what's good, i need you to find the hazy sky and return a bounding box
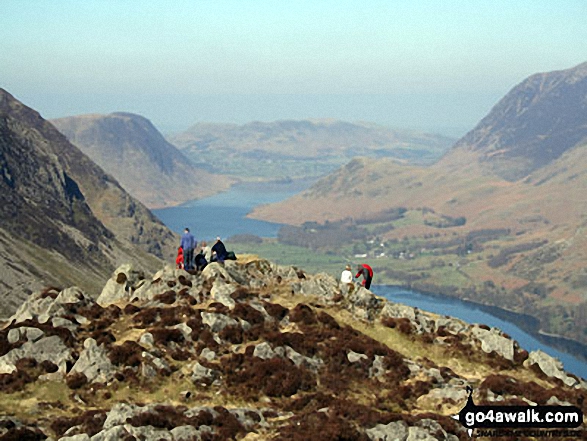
[2,1,586,135]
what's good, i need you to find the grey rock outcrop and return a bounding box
[292,273,340,303]
[366,421,409,441]
[7,327,44,344]
[191,362,219,385]
[0,335,72,374]
[471,326,514,361]
[524,350,578,387]
[201,312,238,333]
[70,338,115,383]
[210,279,236,309]
[10,286,91,326]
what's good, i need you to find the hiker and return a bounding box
[194,251,208,271]
[340,264,353,284]
[200,240,212,262]
[175,247,185,270]
[180,227,196,270]
[355,263,373,289]
[211,236,228,264]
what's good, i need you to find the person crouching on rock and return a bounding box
[175,247,185,270]
[355,263,373,289]
[211,236,228,264]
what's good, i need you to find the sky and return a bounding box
[1,0,586,136]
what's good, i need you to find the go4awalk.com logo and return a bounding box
[453,387,584,438]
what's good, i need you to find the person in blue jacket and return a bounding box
[180,228,196,270]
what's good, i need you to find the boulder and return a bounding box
[96,265,138,306]
[200,348,216,361]
[380,302,435,334]
[191,362,219,385]
[230,408,267,430]
[271,263,299,279]
[524,350,578,387]
[284,346,322,372]
[253,342,278,360]
[71,338,115,383]
[202,263,235,283]
[346,286,382,320]
[0,335,72,374]
[10,286,91,326]
[139,332,154,347]
[170,425,205,441]
[366,421,408,441]
[434,317,468,335]
[59,434,91,441]
[210,279,236,309]
[471,326,514,361]
[291,273,340,302]
[127,266,191,304]
[102,403,138,430]
[7,327,44,344]
[412,419,459,441]
[347,350,368,363]
[124,425,173,441]
[90,425,133,441]
[201,312,238,333]
[59,433,91,441]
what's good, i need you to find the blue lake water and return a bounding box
[374,286,586,379]
[153,182,586,379]
[153,179,313,241]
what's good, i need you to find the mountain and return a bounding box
[51,113,234,209]
[450,61,587,181]
[0,258,584,438]
[170,119,455,180]
[0,89,177,315]
[249,62,587,345]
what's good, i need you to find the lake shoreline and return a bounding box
[379,283,587,364]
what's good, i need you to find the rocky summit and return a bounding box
[0,256,585,440]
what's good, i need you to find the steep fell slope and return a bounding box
[450,61,587,180]
[52,113,233,208]
[0,89,177,315]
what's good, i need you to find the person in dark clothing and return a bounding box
[355,264,373,289]
[211,237,228,263]
[180,228,196,270]
[194,252,208,271]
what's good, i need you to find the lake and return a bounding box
[153,182,586,379]
[374,286,585,378]
[153,179,313,241]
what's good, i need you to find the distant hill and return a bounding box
[170,119,455,179]
[51,113,233,208]
[249,62,587,345]
[0,89,177,315]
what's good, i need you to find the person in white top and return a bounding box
[340,264,353,284]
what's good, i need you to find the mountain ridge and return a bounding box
[170,119,456,180]
[0,89,177,317]
[51,113,234,209]
[0,257,584,439]
[445,60,587,180]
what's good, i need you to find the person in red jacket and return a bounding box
[175,247,185,270]
[355,264,373,289]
